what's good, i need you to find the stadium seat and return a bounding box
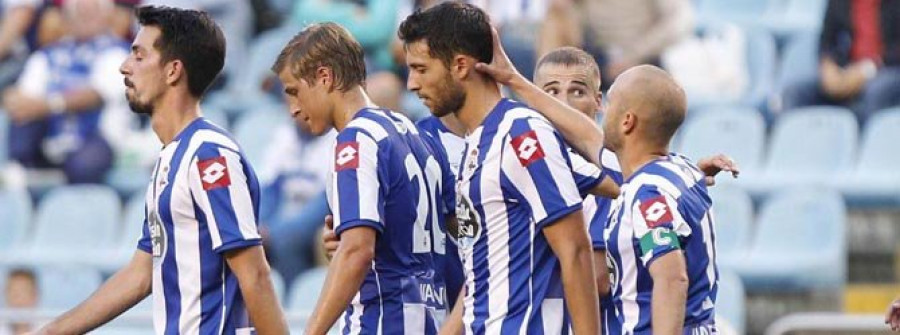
[0,189,32,252]
[288,267,328,312]
[746,106,857,195]
[763,0,827,38]
[731,188,846,291]
[13,185,121,267]
[207,25,297,119]
[708,185,754,268]
[837,108,900,205]
[741,28,777,112]
[233,105,291,170]
[716,270,746,335]
[775,32,819,108]
[271,269,286,304]
[105,164,152,199]
[37,266,103,310]
[677,107,766,182]
[0,111,7,163]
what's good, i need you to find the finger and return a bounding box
[705,176,716,187]
[324,214,334,230]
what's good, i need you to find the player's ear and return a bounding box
[315,66,334,92]
[622,112,637,135]
[451,54,471,80]
[164,59,183,87]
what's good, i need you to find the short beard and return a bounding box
[127,97,154,115]
[431,75,466,118]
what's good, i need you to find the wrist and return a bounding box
[47,93,66,115]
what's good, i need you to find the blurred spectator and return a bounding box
[1,0,128,183]
[0,0,40,89]
[3,268,38,335]
[143,0,254,90]
[545,0,694,88]
[290,0,402,111]
[781,0,900,122]
[470,0,551,81]
[258,120,334,285]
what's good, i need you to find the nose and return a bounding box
[406,74,420,92]
[119,58,130,76]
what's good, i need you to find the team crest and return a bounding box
[148,211,167,261]
[455,192,482,249]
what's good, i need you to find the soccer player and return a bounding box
[479,31,721,334]
[35,6,288,335]
[532,47,737,335]
[272,22,448,334]
[399,3,603,334]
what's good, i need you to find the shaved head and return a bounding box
[602,65,687,152]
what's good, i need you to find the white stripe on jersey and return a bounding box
[614,192,640,331]
[221,148,258,240]
[150,148,171,334]
[349,117,390,141]
[480,109,514,334]
[403,303,427,334]
[540,299,565,335]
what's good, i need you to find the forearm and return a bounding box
[559,244,600,334]
[306,248,372,334]
[439,291,465,335]
[60,89,104,113]
[589,176,620,198]
[593,250,610,298]
[651,276,688,335]
[507,75,604,165]
[237,265,288,335]
[42,254,151,334]
[0,6,35,58]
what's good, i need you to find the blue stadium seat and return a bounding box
[746,107,857,195]
[102,193,149,270]
[288,267,328,312]
[37,266,103,310]
[731,188,846,291]
[708,185,753,268]
[696,0,777,27]
[837,108,900,205]
[677,107,766,183]
[0,189,32,252]
[763,0,828,38]
[207,25,297,119]
[105,164,152,199]
[271,269,286,304]
[0,111,8,163]
[15,185,121,266]
[776,32,819,106]
[233,105,291,170]
[742,28,777,112]
[716,270,746,335]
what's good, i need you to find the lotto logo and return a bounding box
[335,142,360,171]
[511,130,545,166]
[640,196,674,227]
[197,156,231,191]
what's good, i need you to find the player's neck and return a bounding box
[619,143,669,179]
[150,91,201,145]
[455,80,502,133]
[332,86,378,132]
[439,114,466,137]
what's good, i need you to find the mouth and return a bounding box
[123,79,134,89]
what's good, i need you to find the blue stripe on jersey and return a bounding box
[507,118,577,229]
[466,132,492,335]
[333,129,382,235]
[159,132,191,335]
[194,202,223,335]
[496,172,532,334]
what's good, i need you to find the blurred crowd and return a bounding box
[0,0,898,333]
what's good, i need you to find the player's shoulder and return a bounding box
[342,108,412,143]
[184,118,242,157]
[415,116,443,136]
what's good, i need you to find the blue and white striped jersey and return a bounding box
[455,99,584,334]
[417,115,603,313]
[416,117,465,310]
[604,153,718,334]
[327,108,447,334]
[586,148,624,335]
[138,117,262,334]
